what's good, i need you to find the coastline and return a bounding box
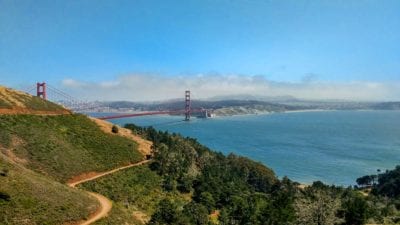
[283,109,335,114]
[83,108,399,119]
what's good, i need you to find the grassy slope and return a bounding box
[0,86,67,112]
[0,86,149,224]
[81,165,189,224]
[0,155,98,225]
[0,114,143,182]
[92,204,143,225]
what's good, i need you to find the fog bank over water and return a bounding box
[62,74,400,102]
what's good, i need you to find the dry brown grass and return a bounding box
[0,86,70,115]
[0,86,30,107]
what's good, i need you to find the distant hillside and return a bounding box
[206,94,299,102]
[0,86,70,114]
[371,102,400,110]
[99,99,306,116]
[95,98,400,116]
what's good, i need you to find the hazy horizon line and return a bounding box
[56,74,400,102]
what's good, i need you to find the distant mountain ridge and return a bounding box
[91,98,400,116]
[205,94,300,102]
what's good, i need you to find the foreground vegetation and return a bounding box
[78,123,400,225]
[0,114,143,182]
[81,165,187,216]
[1,87,400,225]
[0,155,98,225]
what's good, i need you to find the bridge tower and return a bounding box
[36,82,47,100]
[185,90,191,121]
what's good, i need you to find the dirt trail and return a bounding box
[78,192,112,225]
[66,119,153,225]
[67,160,151,187]
[67,160,151,225]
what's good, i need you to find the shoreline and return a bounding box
[283,109,335,114]
[82,108,400,119]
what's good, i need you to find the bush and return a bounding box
[0,192,10,201]
[162,176,176,191]
[177,176,193,193]
[149,199,180,225]
[0,169,8,177]
[343,195,368,225]
[111,125,119,133]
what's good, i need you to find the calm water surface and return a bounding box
[97,111,400,186]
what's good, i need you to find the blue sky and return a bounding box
[0,0,399,100]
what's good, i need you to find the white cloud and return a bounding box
[62,78,85,88]
[60,74,400,102]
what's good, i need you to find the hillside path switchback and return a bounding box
[67,160,151,225]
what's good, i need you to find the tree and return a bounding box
[343,195,368,225]
[182,202,209,225]
[356,175,372,188]
[295,189,342,225]
[197,192,216,212]
[162,175,176,191]
[374,166,400,198]
[177,175,193,193]
[370,175,378,186]
[265,191,296,225]
[149,199,180,225]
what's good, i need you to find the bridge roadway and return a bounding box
[97,109,205,120]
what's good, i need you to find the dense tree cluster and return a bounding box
[355,166,400,223]
[126,124,400,225]
[373,166,400,198]
[356,175,377,188]
[125,124,295,224]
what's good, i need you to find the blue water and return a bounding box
[95,111,400,186]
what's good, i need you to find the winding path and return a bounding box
[76,192,112,225]
[65,117,155,225]
[67,160,151,225]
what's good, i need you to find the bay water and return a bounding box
[97,110,400,186]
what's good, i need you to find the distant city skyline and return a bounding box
[0,0,399,101]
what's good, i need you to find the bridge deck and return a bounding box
[97,109,205,120]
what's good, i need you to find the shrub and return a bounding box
[0,169,8,177]
[111,125,119,133]
[0,192,10,201]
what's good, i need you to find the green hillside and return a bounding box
[0,154,98,225]
[0,85,147,224]
[0,114,143,182]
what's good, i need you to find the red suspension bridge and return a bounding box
[26,82,209,121]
